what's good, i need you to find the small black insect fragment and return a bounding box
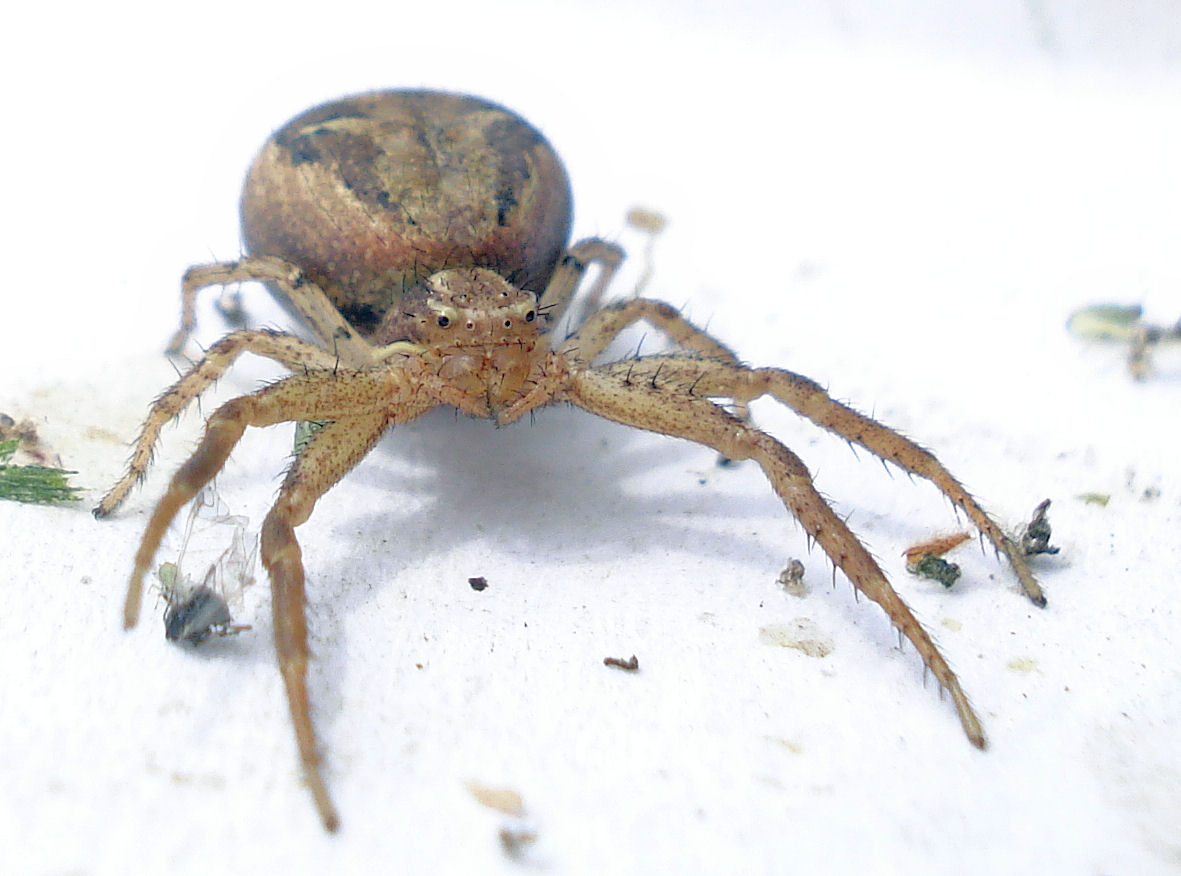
[165,584,235,644]
[1018,499,1060,557]
[468,576,489,591]
[155,488,256,645]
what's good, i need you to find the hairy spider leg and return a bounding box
[567,359,987,747]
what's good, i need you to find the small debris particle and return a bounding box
[1077,492,1110,507]
[940,618,963,632]
[765,736,804,754]
[604,654,640,671]
[910,554,961,589]
[0,433,81,506]
[163,581,249,644]
[1066,303,1144,341]
[904,532,970,588]
[903,532,971,566]
[625,206,668,234]
[1007,657,1037,673]
[1017,499,1060,556]
[468,576,488,591]
[0,414,62,467]
[499,825,538,858]
[777,559,807,597]
[758,619,833,658]
[466,781,536,859]
[466,781,525,817]
[156,486,255,645]
[1065,302,1181,380]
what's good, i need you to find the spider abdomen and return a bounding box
[241,90,573,338]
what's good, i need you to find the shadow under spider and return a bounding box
[317,405,793,596]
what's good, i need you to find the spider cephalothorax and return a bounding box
[403,268,550,414]
[97,89,1045,832]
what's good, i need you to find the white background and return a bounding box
[2,1,1180,873]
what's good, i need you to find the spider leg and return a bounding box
[567,361,987,749]
[121,368,424,627]
[94,330,343,518]
[168,256,374,364]
[674,357,1045,606]
[536,238,624,333]
[560,298,752,434]
[262,412,395,832]
[120,365,432,830]
[559,298,740,367]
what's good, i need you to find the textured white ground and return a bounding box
[3,2,1180,874]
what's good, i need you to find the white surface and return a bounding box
[3,2,1180,873]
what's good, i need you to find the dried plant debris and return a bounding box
[1067,303,1181,380]
[904,532,971,589]
[157,487,256,644]
[759,619,833,658]
[466,781,537,859]
[0,416,81,505]
[603,654,640,671]
[1016,499,1059,557]
[0,413,62,466]
[466,781,525,817]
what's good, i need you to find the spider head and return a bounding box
[412,268,540,348]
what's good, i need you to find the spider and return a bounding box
[96,89,1046,832]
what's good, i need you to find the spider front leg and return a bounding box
[121,367,432,830]
[94,329,342,517]
[262,412,396,832]
[121,367,427,624]
[567,362,987,747]
[557,297,752,429]
[677,359,1045,606]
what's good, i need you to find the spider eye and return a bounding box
[503,319,513,328]
[436,315,450,327]
[525,310,536,322]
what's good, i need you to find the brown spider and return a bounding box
[96,89,1046,832]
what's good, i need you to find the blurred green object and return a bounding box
[910,553,962,589]
[1067,302,1181,380]
[0,438,81,505]
[1065,303,1144,341]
